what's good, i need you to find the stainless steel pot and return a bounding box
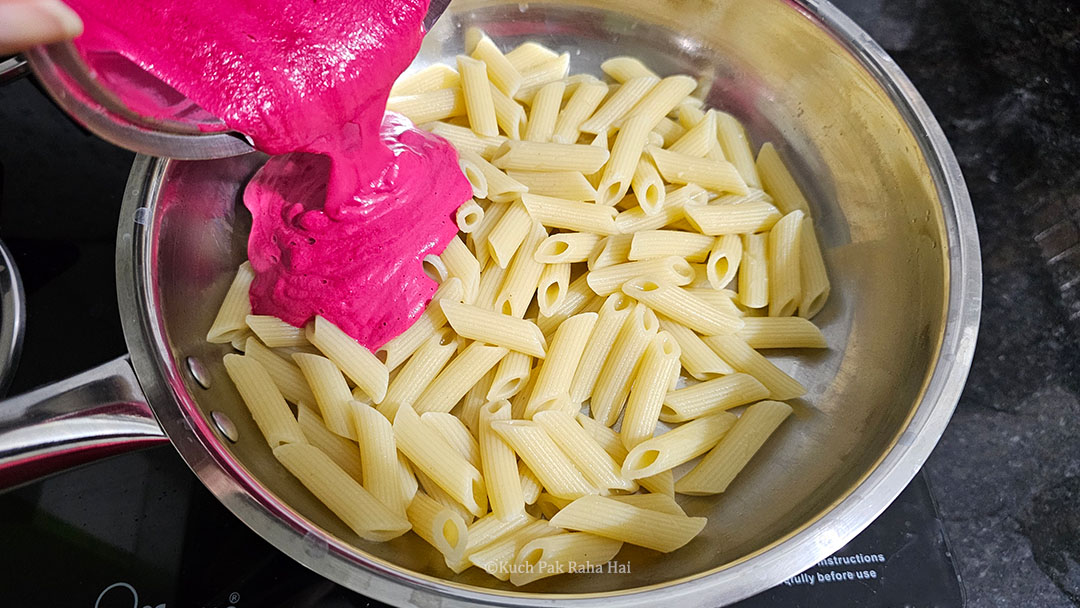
[0,0,981,605]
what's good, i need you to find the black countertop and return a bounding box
[1,1,1078,607]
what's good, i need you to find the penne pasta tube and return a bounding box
[620,331,682,449]
[520,192,618,235]
[488,350,534,400]
[495,221,549,318]
[655,317,736,380]
[534,410,636,492]
[457,55,499,136]
[621,278,744,335]
[491,140,610,173]
[245,315,307,348]
[274,443,410,542]
[607,492,685,515]
[352,401,408,516]
[737,316,827,349]
[524,80,565,142]
[307,316,389,404]
[536,262,571,317]
[678,101,706,128]
[548,495,705,552]
[462,149,529,204]
[507,170,597,201]
[597,113,654,205]
[390,63,460,96]
[461,367,496,435]
[715,112,761,188]
[469,201,508,267]
[422,255,450,283]
[707,233,742,289]
[618,74,697,128]
[579,75,658,134]
[407,491,470,567]
[648,145,749,195]
[490,83,528,139]
[587,234,633,271]
[551,80,609,144]
[639,469,675,496]
[471,35,523,96]
[505,41,559,72]
[654,116,686,146]
[515,53,570,96]
[413,342,510,413]
[460,154,489,199]
[296,404,363,483]
[523,312,598,416]
[207,261,254,343]
[660,372,770,422]
[600,56,658,82]
[768,210,804,317]
[631,156,666,214]
[447,509,534,572]
[683,200,783,235]
[386,87,466,124]
[456,198,485,234]
[474,258,509,311]
[587,256,695,296]
[668,109,718,158]
[738,233,769,309]
[702,335,806,400]
[479,400,526,520]
[520,463,544,505]
[244,337,316,405]
[441,235,481,304]
[422,411,481,469]
[509,532,623,586]
[491,420,595,499]
[534,232,603,264]
[590,303,659,426]
[568,293,635,404]
[393,405,487,516]
[425,121,506,160]
[508,365,539,419]
[416,468,474,525]
[755,142,811,214]
[292,353,356,440]
[614,183,709,233]
[375,277,463,371]
[470,519,560,580]
[486,199,532,269]
[799,216,831,318]
[622,412,738,479]
[628,230,714,262]
[675,400,793,495]
[536,273,595,335]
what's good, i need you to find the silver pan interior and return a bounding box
[117,0,980,605]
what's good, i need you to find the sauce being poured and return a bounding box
[66,0,471,349]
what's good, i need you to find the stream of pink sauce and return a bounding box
[66,0,472,349]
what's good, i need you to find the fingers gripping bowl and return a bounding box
[118,0,978,605]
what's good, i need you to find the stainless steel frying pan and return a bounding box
[0,1,981,606]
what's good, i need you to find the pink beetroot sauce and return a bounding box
[65,0,472,349]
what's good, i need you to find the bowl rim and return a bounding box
[116,0,981,605]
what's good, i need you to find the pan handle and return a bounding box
[0,356,168,490]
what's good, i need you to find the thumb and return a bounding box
[0,0,83,55]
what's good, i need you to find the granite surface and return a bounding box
[831,1,1080,606]
[0,1,1078,607]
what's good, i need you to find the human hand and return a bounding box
[0,0,83,55]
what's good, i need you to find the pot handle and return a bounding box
[0,55,30,85]
[0,356,168,490]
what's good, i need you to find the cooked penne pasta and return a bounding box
[244,337,316,405]
[524,80,565,142]
[590,302,659,426]
[423,411,482,469]
[306,316,389,404]
[575,412,629,463]
[495,221,549,317]
[702,335,805,400]
[621,278,744,335]
[536,262,571,316]
[352,402,407,515]
[597,113,654,205]
[386,87,466,124]
[412,342,510,413]
[456,198,485,234]
[799,216,831,318]
[756,142,811,215]
[479,400,526,520]
[551,80,608,144]
[675,400,793,495]
[274,443,411,541]
[406,491,470,567]
[488,350,534,400]
[459,154,489,199]
[471,35,523,97]
[391,64,460,96]
[569,293,635,404]
[292,352,356,440]
[446,510,534,572]
[629,230,714,263]
[490,83,528,139]
[738,233,769,309]
[534,232,603,264]
[549,495,706,552]
[520,192,618,235]
[474,258,509,312]
[607,492,685,515]
[737,316,827,349]
[460,149,529,204]
[469,201,508,267]
[470,519,560,580]
[441,235,482,304]
[579,75,658,134]
[491,420,595,499]
[486,200,532,269]
[393,405,487,516]
[523,312,597,416]
[425,121,506,160]
[245,315,307,348]
[677,101,706,128]
[515,53,570,96]
[491,140,610,173]
[507,170,598,201]
[520,463,544,505]
[683,200,783,236]
[207,262,254,343]
[621,331,682,449]
[457,55,498,136]
[654,317,735,380]
[622,411,737,479]
[600,56,658,82]
[768,210,804,317]
[614,183,709,233]
[660,372,770,422]
[533,410,636,493]
[375,277,463,370]
[668,109,718,158]
[648,145,749,196]
[509,532,623,586]
[715,112,761,188]
[536,274,595,335]
[587,234,633,271]
[631,156,666,214]
[587,256,695,296]
[504,41,560,72]
[222,354,307,447]
[639,469,675,496]
[654,116,687,146]
[706,233,742,289]
[296,404,362,482]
